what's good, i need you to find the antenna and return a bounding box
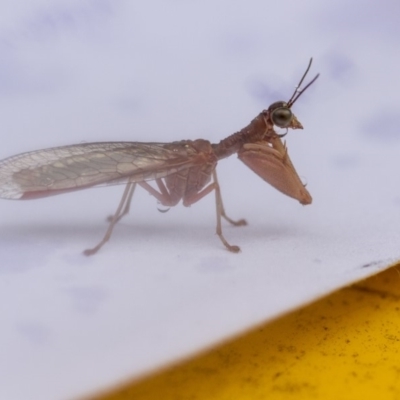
[287,58,319,107]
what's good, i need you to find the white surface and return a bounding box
[0,1,399,399]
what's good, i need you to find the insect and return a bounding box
[0,59,319,255]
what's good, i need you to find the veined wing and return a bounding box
[0,141,206,199]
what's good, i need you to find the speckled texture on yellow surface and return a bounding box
[88,264,400,400]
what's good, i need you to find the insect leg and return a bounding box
[182,172,243,253]
[212,171,241,253]
[83,181,136,256]
[215,178,247,227]
[183,178,239,252]
[106,182,136,223]
[139,179,179,207]
[238,138,312,205]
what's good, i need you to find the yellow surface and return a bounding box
[87,264,400,400]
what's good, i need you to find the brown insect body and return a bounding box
[0,59,319,254]
[159,139,217,207]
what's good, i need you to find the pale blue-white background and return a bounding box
[0,1,399,399]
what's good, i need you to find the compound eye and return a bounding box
[271,108,293,128]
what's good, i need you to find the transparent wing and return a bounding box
[0,141,205,199]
